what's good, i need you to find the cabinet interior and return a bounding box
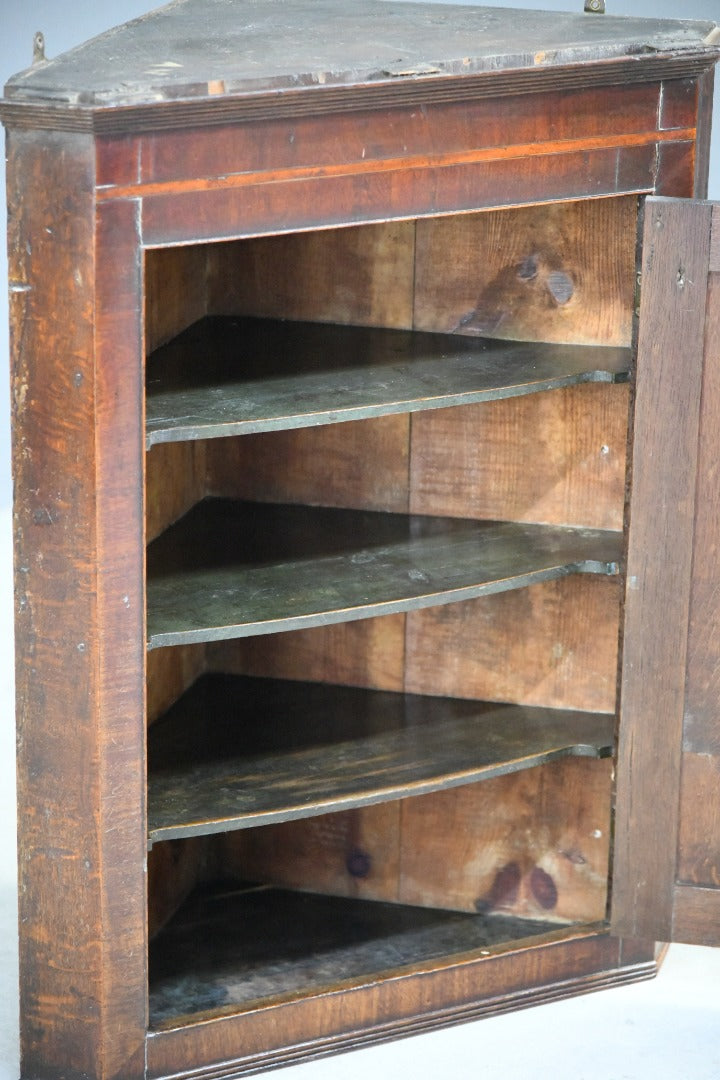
[143,196,636,1030]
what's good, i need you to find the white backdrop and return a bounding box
[1,3,719,1078]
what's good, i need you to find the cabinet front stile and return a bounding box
[10,128,147,1079]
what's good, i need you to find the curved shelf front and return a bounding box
[145,499,623,649]
[147,673,614,845]
[145,316,630,447]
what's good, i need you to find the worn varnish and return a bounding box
[146,316,629,447]
[148,884,560,1027]
[147,673,613,843]
[6,2,717,111]
[146,499,622,648]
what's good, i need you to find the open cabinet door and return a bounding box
[612,196,720,947]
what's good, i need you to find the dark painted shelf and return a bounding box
[149,881,563,1027]
[147,674,614,846]
[145,316,630,447]
[145,499,622,649]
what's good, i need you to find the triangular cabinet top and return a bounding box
[1,0,718,133]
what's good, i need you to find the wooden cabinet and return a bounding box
[3,3,720,1078]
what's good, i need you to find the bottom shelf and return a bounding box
[148,882,562,1029]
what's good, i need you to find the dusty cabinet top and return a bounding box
[2,0,719,132]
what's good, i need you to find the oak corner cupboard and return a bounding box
[3,2,720,1077]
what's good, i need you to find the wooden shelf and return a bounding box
[149,882,563,1027]
[147,674,614,846]
[145,316,630,447]
[146,499,622,649]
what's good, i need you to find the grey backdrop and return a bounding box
[0,4,719,1080]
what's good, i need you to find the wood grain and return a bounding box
[205,418,410,515]
[146,440,207,543]
[145,244,209,353]
[221,804,401,906]
[675,266,720,907]
[208,221,415,329]
[6,14,717,1076]
[148,837,208,940]
[414,198,637,346]
[405,576,621,714]
[147,644,207,727]
[208,614,406,693]
[693,68,716,199]
[11,128,106,1080]
[612,197,713,942]
[142,85,664,190]
[96,133,141,187]
[10,131,146,1079]
[146,675,613,843]
[94,197,148,1079]
[141,144,658,247]
[146,500,622,649]
[146,931,631,1076]
[145,316,628,447]
[677,754,720,888]
[653,141,696,198]
[409,384,629,530]
[659,78,700,132]
[399,758,612,923]
[682,270,720,752]
[672,884,720,946]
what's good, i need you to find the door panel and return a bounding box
[612,196,720,945]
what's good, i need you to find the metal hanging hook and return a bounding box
[32,31,46,65]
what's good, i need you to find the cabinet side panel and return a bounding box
[219,803,402,905]
[145,244,209,351]
[613,198,713,942]
[692,68,716,200]
[217,761,610,921]
[146,441,208,542]
[9,132,146,1078]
